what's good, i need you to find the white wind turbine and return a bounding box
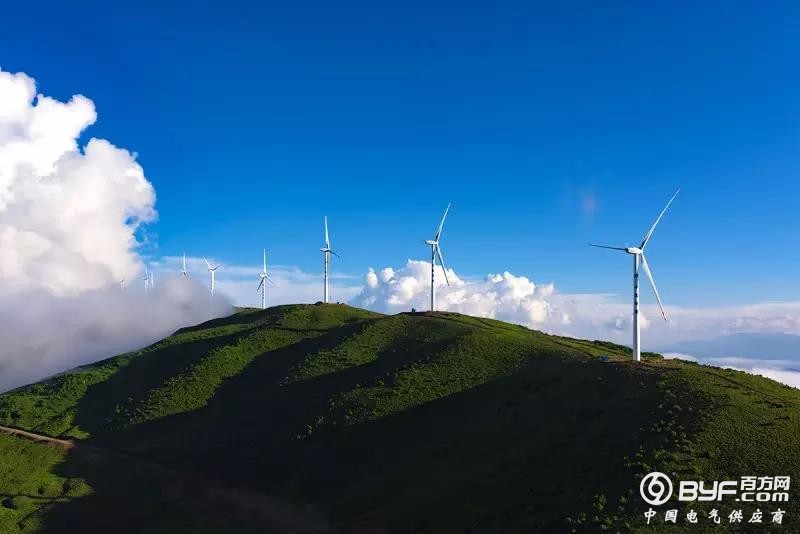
[181,253,188,277]
[320,216,339,303]
[142,266,151,293]
[257,248,276,309]
[590,190,679,362]
[203,257,222,296]
[424,203,451,312]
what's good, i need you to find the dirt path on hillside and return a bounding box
[0,423,336,534]
[0,424,76,449]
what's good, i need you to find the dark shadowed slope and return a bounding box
[1,304,798,533]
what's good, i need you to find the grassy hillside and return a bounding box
[0,303,798,533]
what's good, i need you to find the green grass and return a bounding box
[0,433,78,534]
[1,303,798,533]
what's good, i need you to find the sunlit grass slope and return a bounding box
[1,303,798,533]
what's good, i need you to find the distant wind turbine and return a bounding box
[425,203,451,312]
[590,189,680,362]
[142,266,151,293]
[256,249,276,309]
[320,216,339,303]
[181,253,188,277]
[203,257,222,296]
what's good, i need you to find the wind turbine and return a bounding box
[181,253,188,277]
[257,249,276,309]
[590,190,679,362]
[203,257,222,296]
[425,203,451,312]
[320,216,339,303]
[142,266,151,293]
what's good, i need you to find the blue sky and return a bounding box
[4,1,800,307]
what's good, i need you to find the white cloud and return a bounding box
[668,355,800,390]
[351,260,570,326]
[0,69,156,294]
[747,368,800,389]
[351,260,800,346]
[0,277,230,392]
[0,68,229,392]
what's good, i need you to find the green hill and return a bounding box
[0,304,797,533]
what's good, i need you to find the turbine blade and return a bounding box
[324,216,330,248]
[589,244,627,251]
[434,202,451,241]
[640,254,667,321]
[257,278,264,292]
[266,275,278,286]
[203,257,211,269]
[640,189,680,249]
[435,245,450,286]
[263,249,267,273]
[330,250,340,258]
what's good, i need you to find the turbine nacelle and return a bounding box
[626,247,643,255]
[425,240,438,246]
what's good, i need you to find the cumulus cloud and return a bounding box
[0,68,230,392]
[351,260,570,326]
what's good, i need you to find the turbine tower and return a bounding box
[181,253,188,277]
[319,216,339,303]
[203,257,222,296]
[590,190,679,362]
[425,203,451,312]
[257,249,275,309]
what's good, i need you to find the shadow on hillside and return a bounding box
[75,316,474,480]
[69,324,273,437]
[73,318,385,458]
[78,351,693,533]
[29,311,706,533]
[286,357,672,533]
[30,442,335,534]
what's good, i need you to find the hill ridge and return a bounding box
[0,303,797,533]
